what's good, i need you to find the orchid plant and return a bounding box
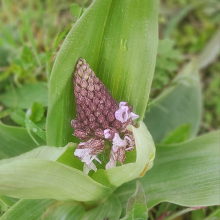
[0,0,219,219]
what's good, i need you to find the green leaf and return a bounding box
[156,202,178,218]
[93,122,156,187]
[115,131,220,209]
[204,208,220,220]
[199,28,220,69]
[0,143,76,167]
[0,200,56,220]
[81,195,121,220]
[0,143,83,170]
[70,4,81,19]
[47,0,158,147]
[10,109,26,126]
[0,159,112,201]
[0,109,12,120]
[25,116,47,144]
[43,201,85,220]
[0,200,8,216]
[157,39,182,60]
[191,208,205,220]
[0,123,45,160]
[161,124,190,144]
[120,181,148,220]
[145,59,202,144]
[25,109,46,145]
[0,195,121,220]
[35,117,46,130]
[29,102,44,123]
[0,83,48,109]
[164,207,204,220]
[0,196,17,208]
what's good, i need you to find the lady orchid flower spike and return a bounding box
[71,58,139,174]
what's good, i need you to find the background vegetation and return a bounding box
[0,0,219,219]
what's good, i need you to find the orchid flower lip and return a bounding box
[112,133,127,153]
[115,101,139,123]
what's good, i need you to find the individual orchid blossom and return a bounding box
[112,133,127,153]
[74,144,102,174]
[106,147,126,170]
[115,102,139,123]
[125,135,135,151]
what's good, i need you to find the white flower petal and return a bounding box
[119,101,127,108]
[115,106,129,123]
[74,148,89,158]
[104,129,111,139]
[83,162,97,174]
[129,112,139,120]
[113,133,127,147]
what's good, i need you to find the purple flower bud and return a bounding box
[95,128,105,139]
[73,129,90,140]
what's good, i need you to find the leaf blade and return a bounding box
[145,59,202,144]
[120,181,148,220]
[115,131,220,209]
[0,123,45,160]
[0,159,112,201]
[0,83,48,109]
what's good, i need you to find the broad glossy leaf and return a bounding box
[0,143,83,170]
[161,124,190,144]
[0,200,55,220]
[120,181,148,220]
[44,201,85,220]
[145,60,202,144]
[0,195,121,220]
[93,122,156,187]
[0,123,45,160]
[81,195,121,220]
[115,131,220,209]
[0,83,48,109]
[0,144,75,166]
[47,0,158,147]
[0,159,112,201]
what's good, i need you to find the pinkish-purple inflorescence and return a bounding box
[71,58,139,174]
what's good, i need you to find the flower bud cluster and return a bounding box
[71,59,139,173]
